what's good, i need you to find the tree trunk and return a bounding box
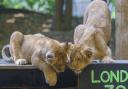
[55,0,64,31]
[55,0,72,31]
[65,0,72,31]
[115,0,128,59]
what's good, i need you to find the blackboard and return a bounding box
[79,60,128,89]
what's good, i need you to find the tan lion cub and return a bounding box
[67,0,115,74]
[2,31,69,86]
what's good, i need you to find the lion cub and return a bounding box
[2,31,69,86]
[67,0,115,74]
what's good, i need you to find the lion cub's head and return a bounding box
[43,41,70,73]
[67,44,93,74]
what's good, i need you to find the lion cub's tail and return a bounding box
[1,44,13,62]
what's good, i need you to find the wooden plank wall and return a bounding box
[115,0,128,59]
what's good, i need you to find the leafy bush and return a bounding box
[109,0,115,19]
[0,0,55,15]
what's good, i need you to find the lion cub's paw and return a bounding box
[45,75,57,86]
[102,57,115,63]
[15,59,27,65]
[46,77,57,86]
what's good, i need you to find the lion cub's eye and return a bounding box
[47,54,54,59]
[46,52,54,59]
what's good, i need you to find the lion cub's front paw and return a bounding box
[47,79,57,86]
[45,74,57,86]
[15,59,27,65]
[102,57,115,63]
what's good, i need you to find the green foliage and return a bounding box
[109,0,115,19]
[0,0,55,15]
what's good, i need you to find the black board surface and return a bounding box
[79,60,128,89]
[1,59,128,89]
[0,59,77,88]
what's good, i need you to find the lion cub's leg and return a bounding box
[74,24,85,44]
[94,29,115,63]
[31,54,57,86]
[101,47,115,63]
[10,31,27,65]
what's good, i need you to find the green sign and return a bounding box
[79,61,128,89]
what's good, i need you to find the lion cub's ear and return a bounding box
[84,48,93,58]
[61,42,73,51]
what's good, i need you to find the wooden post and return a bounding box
[65,0,72,31]
[115,0,128,59]
[55,0,64,31]
[55,0,72,31]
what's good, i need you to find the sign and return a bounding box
[79,60,128,89]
